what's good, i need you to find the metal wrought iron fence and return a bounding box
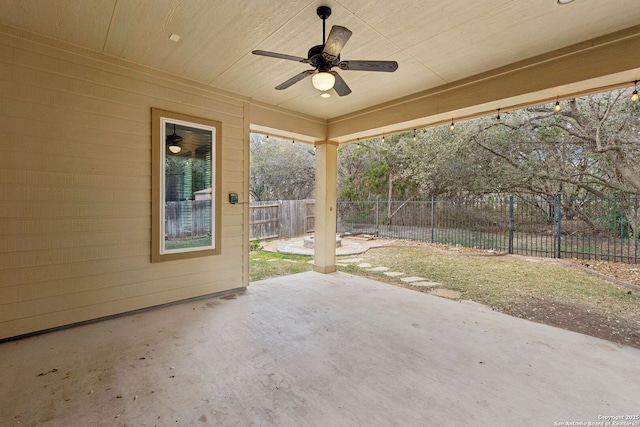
[337,194,640,263]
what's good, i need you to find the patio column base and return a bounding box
[313,264,337,274]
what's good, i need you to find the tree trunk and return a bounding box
[606,151,640,193]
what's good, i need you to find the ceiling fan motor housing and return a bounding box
[308,44,337,70]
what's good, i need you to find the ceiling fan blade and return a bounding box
[252,50,309,63]
[330,71,352,96]
[322,26,352,62]
[338,60,399,72]
[275,70,315,90]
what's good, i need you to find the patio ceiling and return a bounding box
[1,0,639,137]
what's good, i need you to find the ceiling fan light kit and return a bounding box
[312,72,335,91]
[167,123,182,153]
[252,6,398,97]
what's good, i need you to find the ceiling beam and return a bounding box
[249,100,327,143]
[327,25,640,143]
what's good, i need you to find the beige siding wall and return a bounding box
[0,31,248,339]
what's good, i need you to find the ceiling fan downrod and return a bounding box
[317,6,331,44]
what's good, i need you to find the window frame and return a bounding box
[151,108,222,262]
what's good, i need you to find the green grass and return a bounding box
[337,247,640,317]
[249,251,313,281]
[165,236,212,250]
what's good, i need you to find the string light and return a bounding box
[265,134,270,142]
[449,120,455,131]
[292,140,295,146]
[381,135,385,143]
[555,97,561,112]
[495,108,501,123]
[412,129,417,142]
[632,80,639,102]
[356,138,360,149]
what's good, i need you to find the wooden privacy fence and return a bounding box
[165,200,211,239]
[250,200,315,240]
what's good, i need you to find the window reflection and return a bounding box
[163,121,214,253]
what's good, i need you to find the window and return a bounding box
[151,109,221,262]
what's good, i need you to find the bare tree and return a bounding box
[250,134,315,200]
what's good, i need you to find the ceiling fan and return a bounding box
[252,6,398,97]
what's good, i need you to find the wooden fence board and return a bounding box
[249,200,315,240]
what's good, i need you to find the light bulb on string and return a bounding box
[632,80,639,102]
[413,130,417,142]
[381,135,385,143]
[356,138,360,149]
[555,97,561,112]
[495,109,501,123]
[450,120,455,131]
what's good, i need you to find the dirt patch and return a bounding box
[501,298,640,348]
[371,239,507,256]
[563,259,640,288]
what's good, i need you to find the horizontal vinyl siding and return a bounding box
[0,31,247,339]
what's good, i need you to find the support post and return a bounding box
[375,196,380,237]
[508,196,514,254]
[430,196,435,243]
[555,193,562,258]
[313,140,338,273]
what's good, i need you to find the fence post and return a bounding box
[430,196,435,243]
[554,193,562,258]
[375,196,380,237]
[630,194,638,264]
[508,196,514,254]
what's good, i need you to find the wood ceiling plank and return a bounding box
[339,0,513,49]
[407,0,640,84]
[0,0,115,51]
[0,0,638,120]
[103,0,312,84]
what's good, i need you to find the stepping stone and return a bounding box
[384,272,405,277]
[367,266,389,272]
[357,263,372,268]
[281,259,297,263]
[338,258,363,263]
[410,281,442,288]
[430,288,462,300]
[401,276,426,283]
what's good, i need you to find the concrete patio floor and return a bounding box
[2,271,639,426]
